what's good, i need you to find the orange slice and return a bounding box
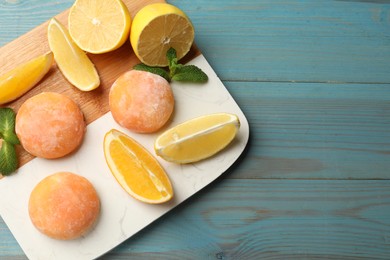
[103,129,173,204]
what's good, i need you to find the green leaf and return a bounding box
[172,65,209,83]
[2,131,20,145]
[133,48,209,84]
[0,107,16,134]
[0,141,18,176]
[167,47,183,77]
[167,47,178,69]
[133,63,171,82]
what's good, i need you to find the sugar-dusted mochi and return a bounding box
[28,172,100,240]
[16,92,86,159]
[109,70,174,133]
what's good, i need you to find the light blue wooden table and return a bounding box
[1,0,390,259]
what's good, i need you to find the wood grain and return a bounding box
[170,0,390,84]
[0,0,200,169]
[224,82,390,179]
[2,179,387,259]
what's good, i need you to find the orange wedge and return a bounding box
[103,129,173,204]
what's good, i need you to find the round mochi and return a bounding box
[109,70,174,133]
[16,92,86,159]
[28,172,100,240]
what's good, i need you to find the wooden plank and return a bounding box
[223,81,390,180]
[3,179,389,259]
[170,0,390,84]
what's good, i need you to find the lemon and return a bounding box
[68,0,131,54]
[104,129,173,204]
[155,113,240,164]
[0,52,53,105]
[130,3,195,67]
[48,18,100,91]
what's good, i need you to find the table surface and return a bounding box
[1,0,390,259]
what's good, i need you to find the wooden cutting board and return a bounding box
[0,0,200,171]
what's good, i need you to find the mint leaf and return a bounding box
[134,47,208,84]
[0,141,18,176]
[167,48,183,78]
[0,108,16,134]
[167,47,178,70]
[134,63,170,82]
[0,107,20,175]
[2,131,20,145]
[172,65,208,83]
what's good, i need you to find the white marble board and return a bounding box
[0,55,250,260]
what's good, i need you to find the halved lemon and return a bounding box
[130,3,195,67]
[104,129,173,204]
[68,0,131,54]
[48,18,100,91]
[0,52,53,105]
[155,113,240,164]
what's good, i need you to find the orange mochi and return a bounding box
[109,70,174,133]
[29,172,100,240]
[16,92,86,159]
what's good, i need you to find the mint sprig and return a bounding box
[172,65,209,82]
[134,48,208,83]
[0,107,19,176]
[0,140,18,175]
[133,63,170,82]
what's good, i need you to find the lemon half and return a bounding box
[68,0,131,54]
[130,3,195,67]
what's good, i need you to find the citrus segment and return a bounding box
[155,113,240,164]
[47,18,100,91]
[130,3,195,67]
[68,0,131,54]
[0,52,53,105]
[104,129,173,204]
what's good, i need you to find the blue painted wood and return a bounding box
[1,179,390,259]
[1,0,390,259]
[1,0,390,83]
[171,0,390,83]
[62,180,390,259]
[224,81,390,179]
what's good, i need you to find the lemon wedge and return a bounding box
[0,52,53,105]
[155,113,240,164]
[47,18,100,91]
[130,3,195,67]
[68,0,131,54]
[104,129,173,204]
